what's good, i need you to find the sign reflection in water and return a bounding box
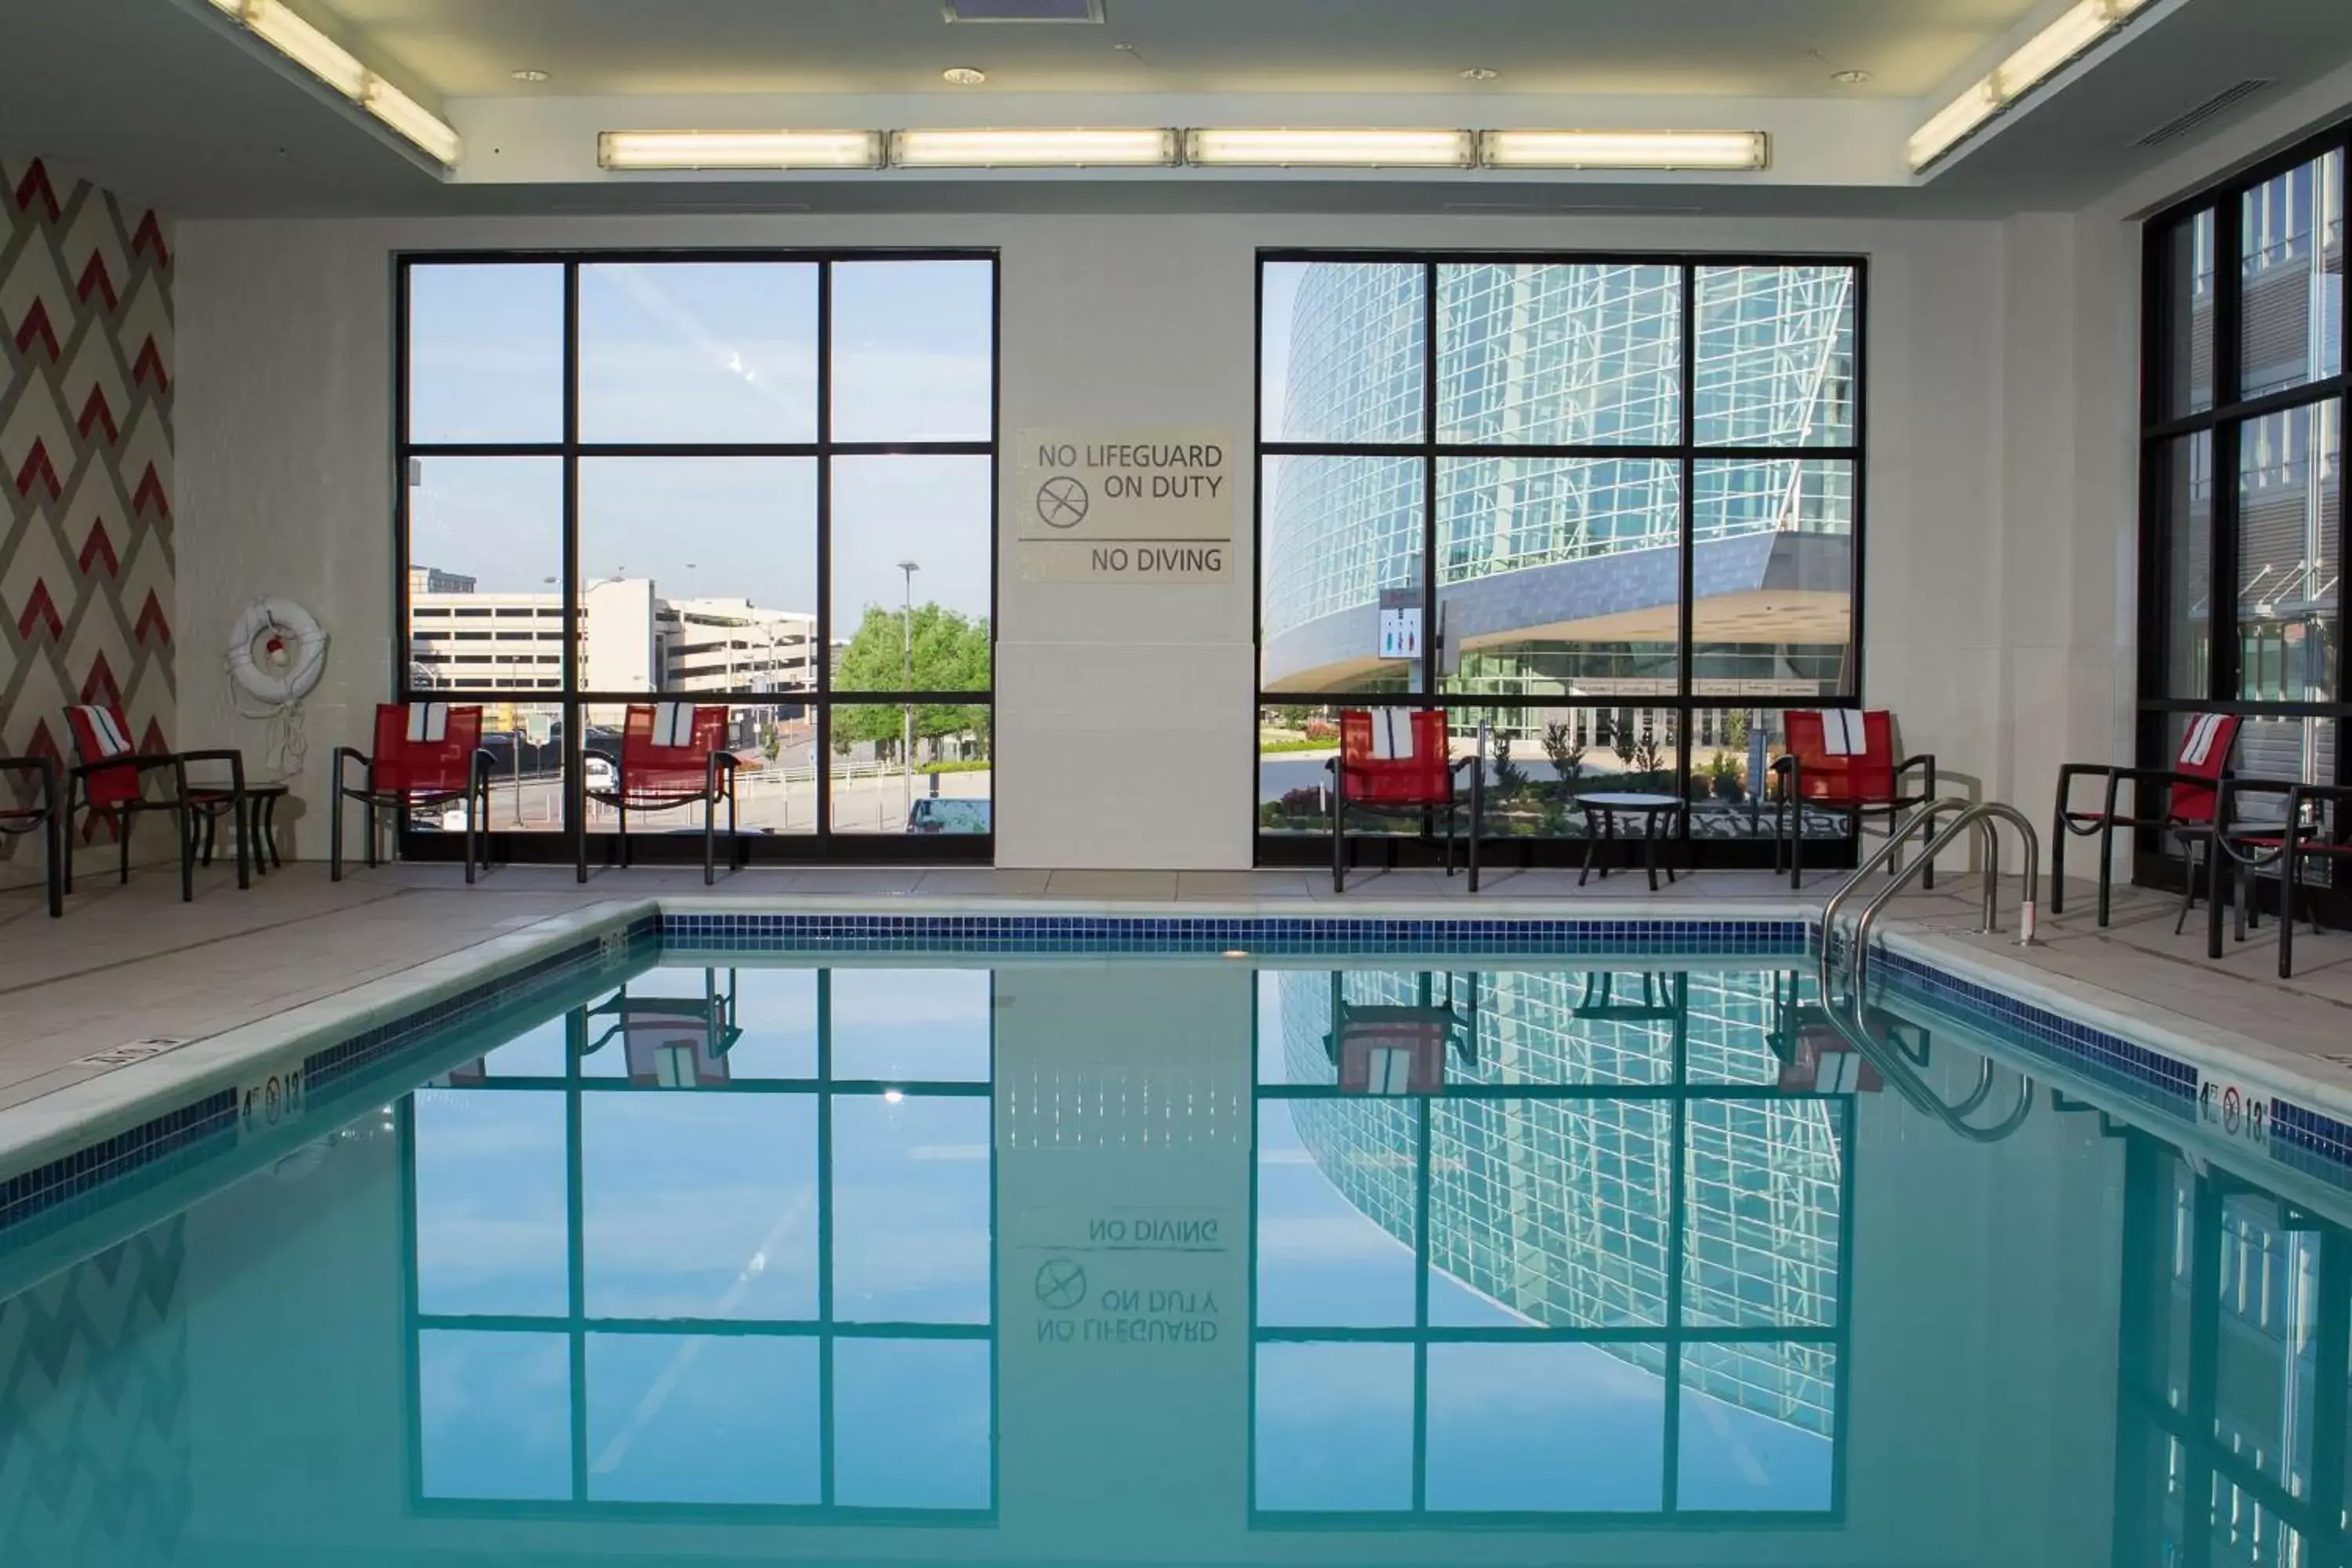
[338,953,2352,1559]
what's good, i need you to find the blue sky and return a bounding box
[406,260,993,622]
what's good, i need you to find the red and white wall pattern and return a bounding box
[0,157,173,866]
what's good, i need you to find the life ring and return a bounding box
[227,598,328,706]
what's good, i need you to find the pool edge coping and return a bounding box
[1874,924,2352,1127]
[7,894,2352,1208]
[0,897,661,1188]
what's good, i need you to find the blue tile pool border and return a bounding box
[0,912,662,1237]
[1871,943,2352,1187]
[1871,948,2198,1107]
[12,907,2352,1238]
[660,912,1812,956]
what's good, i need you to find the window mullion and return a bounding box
[1422,262,1441,701]
[562,261,583,847]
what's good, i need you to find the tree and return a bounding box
[1610,712,1638,770]
[831,604,992,757]
[1490,732,1528,796]
[1541,721,1586,793]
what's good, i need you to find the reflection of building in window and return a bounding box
[1264,263,1856,714]
[408,568,818,724]
[1276,969,1841,1436]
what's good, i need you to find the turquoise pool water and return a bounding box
[2,947,2346,1566]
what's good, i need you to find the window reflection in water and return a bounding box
[406,964,996,1514]
[1252,966,1849,1518]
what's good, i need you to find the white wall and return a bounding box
[179,206,2114,870]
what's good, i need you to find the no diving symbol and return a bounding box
[1035,1257,1087,1310]
[1036,476,1090,530]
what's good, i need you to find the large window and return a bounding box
[1256,252,1863,865]
[2140,126,2346,899]
[398,253,996,862]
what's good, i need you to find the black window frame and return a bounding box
[393,248,1000,868]
[401,961,1000,1519]
[2136,122,2349,905]
[1247,967,1854,1524]
[1250,248,1870,873]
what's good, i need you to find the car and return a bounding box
[584,753,617,792]
[906,798,991,834]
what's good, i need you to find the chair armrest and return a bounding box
[2054,761,2122,809]
[1894,753,1935,775]
[1449,754,1476,775]
[0,756,60,815]
[2216,775,2301,834]
[332,746,371,797]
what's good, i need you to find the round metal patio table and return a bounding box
[1574,792,1690,891]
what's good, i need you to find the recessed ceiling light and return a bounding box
[942,65,988,85]
[510,67,550,83]
[1831,68,1871,85]
[1460,67,1498,82]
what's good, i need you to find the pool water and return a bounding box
[2,949,2345,1566]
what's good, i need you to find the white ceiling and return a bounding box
[332,0,2038,100]
[0,0,2346,218]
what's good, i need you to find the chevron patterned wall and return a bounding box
[0,157,173,871]
[0,1219,191,1566]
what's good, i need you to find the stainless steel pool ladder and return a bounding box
[1809,991,2038,1143]
[1818,798,2042,1008]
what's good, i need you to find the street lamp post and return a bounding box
[898,559,920,828]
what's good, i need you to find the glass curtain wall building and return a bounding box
[1257,252,1863,858]
[2140,123,2345,910]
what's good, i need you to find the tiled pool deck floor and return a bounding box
[1,858,2347,1119]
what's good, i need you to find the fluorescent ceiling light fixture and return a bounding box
[597,130,887,170]
[1991,0,2129,99]
[1185,128,1476,168]
[365,77,462,165]
[888,127,1178,167]
[1911,0,2151,171]
[1481,129,1766,170]
[1907,78,1999,171]
[240,0,368,99]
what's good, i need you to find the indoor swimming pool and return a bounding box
[2,919,2347,1566]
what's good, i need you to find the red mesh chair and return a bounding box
[1329,710,1480,894]
[64,703,249,902]
[1771,710,1936,890]
[2052,713,2238,927]
[575,703,742,886]
[0,755,63,917]
[332,703,492,884]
